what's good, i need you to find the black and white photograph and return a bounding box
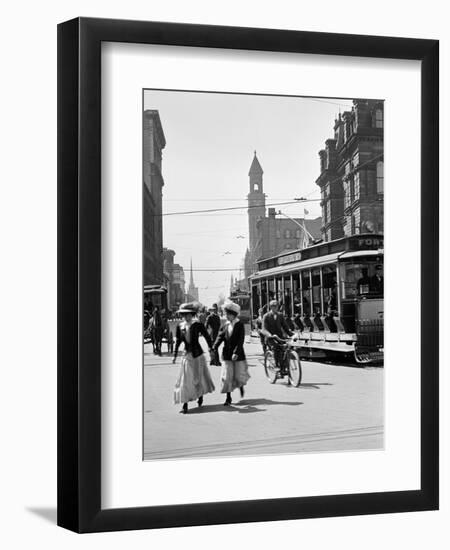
[143,90,384,460]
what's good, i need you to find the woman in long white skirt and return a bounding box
[172,302,215,414]
[213,301,250,406]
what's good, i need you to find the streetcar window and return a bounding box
[312,268,322,315]
[268,279,275,302]
[261,279,268,308]
[323,265,338,314]
[251,285,259,317]
[301,270,311,316]
[275,276,283,304]
[292,272,301,315]
[340,261,384,299]
[283,275,292,317]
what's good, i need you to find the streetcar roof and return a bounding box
[250,249,383,280]
[143,285,168,294]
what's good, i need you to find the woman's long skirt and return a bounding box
[174,352,215,404]
[220,360,250,393]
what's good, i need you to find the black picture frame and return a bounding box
[57,17,439,533]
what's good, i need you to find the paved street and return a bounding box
[144,336,384,460]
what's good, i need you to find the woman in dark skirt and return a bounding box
[172,302,215,414]
[213,300,250,406]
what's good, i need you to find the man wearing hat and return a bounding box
[262,300,294,365]
[206,303,222,366]
[213,300,250,406]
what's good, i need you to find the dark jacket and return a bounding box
[174,320,213,359]
[206,312,221,340]
[213,320,246,362]
[262,311,292,339]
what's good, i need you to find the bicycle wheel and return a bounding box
[264,350,278,383]
[288,349,302,387]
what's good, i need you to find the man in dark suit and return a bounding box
[206,304,222,365]
[262,300,295,368]
[370,264,384,295]
[262,300,293,341]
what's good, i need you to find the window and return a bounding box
[283,275,292,317]
[340,261,384,300]
[323,265,338,315]
[276,229,281,238]
[285,229,291,239]
[295,229,301,239]
[311,268,323,321]
[354,172,360,201]
[376,161,384,194]
[253,183,259,191]
[301,270,311,316]
[344,180,351,209]
[375,109,383,128]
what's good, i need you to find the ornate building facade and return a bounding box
[316,99,384,241]
[143,110,166,285]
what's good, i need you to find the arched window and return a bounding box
[253,183,259,191]
[375,108,383,128]
[376,161,384,194]
[295,229,301,238]
[285,229,291,239]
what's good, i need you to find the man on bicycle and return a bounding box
[262,300,294,368]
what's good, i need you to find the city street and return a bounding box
[144,336,384,460]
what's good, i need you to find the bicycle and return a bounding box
[263,335,302,387]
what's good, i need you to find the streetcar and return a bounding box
[228,289,251,324]
[249,234,384,364]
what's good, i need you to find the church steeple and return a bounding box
[187,257,199,301]
[189,257,194,287]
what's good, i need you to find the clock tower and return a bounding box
[247,152,266,273]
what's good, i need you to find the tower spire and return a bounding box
[189,257,194,286]
[187,257,199,301]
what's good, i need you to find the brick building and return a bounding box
[163,248,186,311]
[316,99,384,241]
[171,264,186,309]
[143,110,166,285]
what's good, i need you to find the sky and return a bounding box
[144,90,354,306]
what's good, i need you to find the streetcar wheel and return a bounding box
[288,350,302,387]
[264,350,278,383]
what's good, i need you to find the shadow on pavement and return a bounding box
[238,398,303,407]
[299,382,334,390]
[186,403,265,414]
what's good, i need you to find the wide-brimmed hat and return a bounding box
[223,300,240,315]
[177,302,199,314]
